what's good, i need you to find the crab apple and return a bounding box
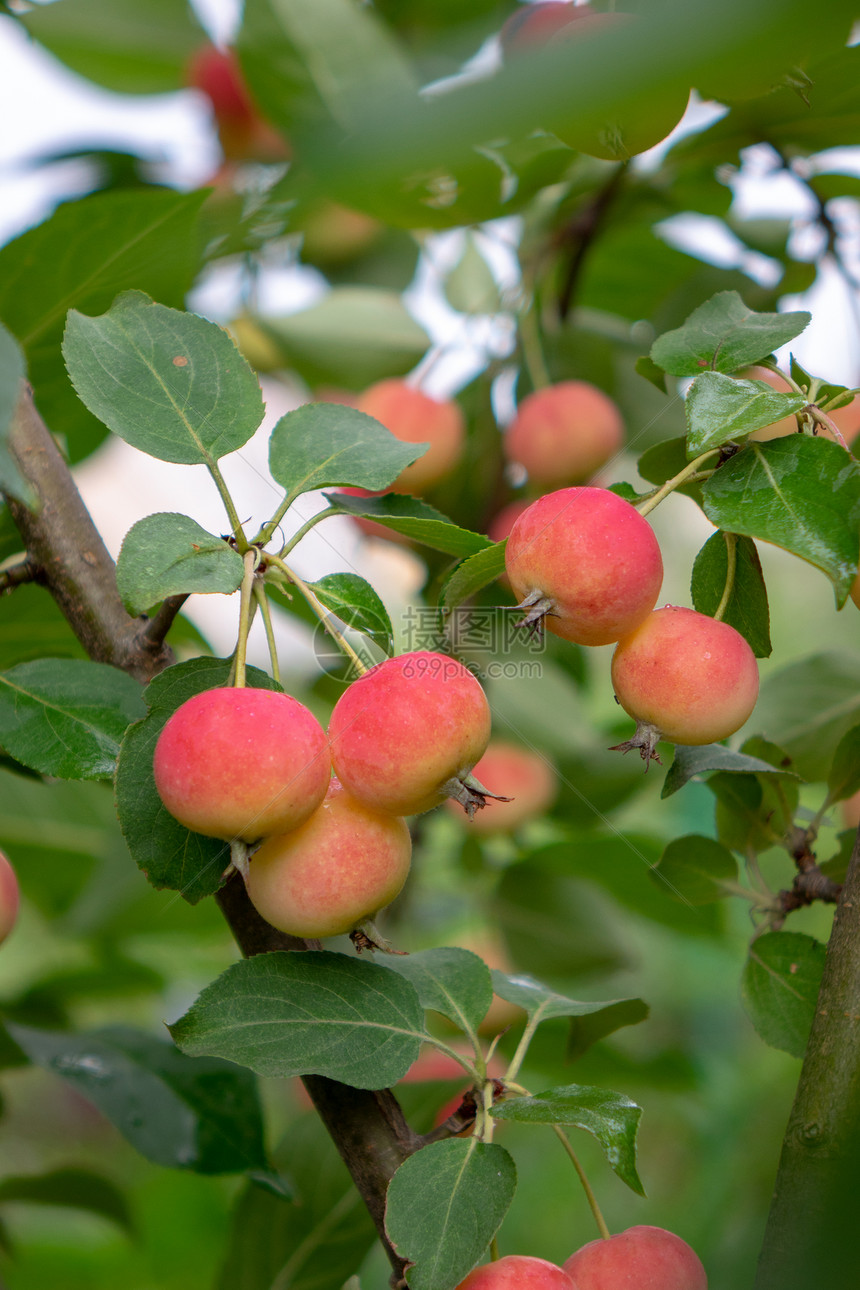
[563,1225,707,1289]
[0,850,20,946]
[244,779,411,939]
[445,741,557,833]
[504,382,624,488]
[328,651,493,817]
[457,1255,578,1289]
[610,606,759,762]
[356,380,465,495]
[504,487,663,646]
[186,43,288,162]
[500,3,689,162]
[153,687,331,843]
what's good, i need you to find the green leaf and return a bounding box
[685,371,805,453]
[63,291,265,465]
[490,971,648,1059]
[8,1023,268,1174]
[709,769,795,856]
[690,531,771,657]
[652,835,738,904]
[383,948,493,1037]
[510,835,722,939]
[0,1167,134,1234]
[827,725,860,804]
[0,321,32,506]
[326,491,490,558]
[701,437,860,605]
[753,652,860,782]
[217,1114,375,1290]
[0,188,206,463]
[259,288,430,388]
[21,0,205,93]
[270,403,425,505]
[440,543,507,611]
[114,658,280,903]
[307,572,394,654]
[635,354,667,393]
[492,1084,644,1196]
[662,743,800,799]
[0,660,145,780]
[116,513,245,615]
[651,291,810,376]
[169,951,427,1088]
[741,932,826,1058]
[241,0,417,137]
[385,1139,516,1290]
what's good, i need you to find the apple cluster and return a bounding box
[504,486,760,762]
[152,651,496,939]
[456,1224,707,1288]
[347,374,760,769]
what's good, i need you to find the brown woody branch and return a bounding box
[3,385,174,682]
[2,381,420,1286]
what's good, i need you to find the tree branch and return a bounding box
[2,384,173,683]
[754,824,860,1289]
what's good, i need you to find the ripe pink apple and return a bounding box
[457,1254,578,1289]
[356,380,465,495]
[563,1224,707,1289]
[0,850,20,946]
[186,43,288,162]
[500,3,689,162]
[445,741,557,833]
[153,687,331,843]
[504,382,624,488]
[328,651,493,816]
[504,487,663,646]
[244,779,411,939]
[610,606,759,762]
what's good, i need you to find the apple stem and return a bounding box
[635,448,720,517]
[265,553,369,677]
[713,531,737,622]
[551,1126,612,1241]
[253,581,281,684]
[233,549,261,688]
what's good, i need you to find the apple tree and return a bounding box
[1,2,860,1288]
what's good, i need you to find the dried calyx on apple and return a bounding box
[610,606,759,764]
